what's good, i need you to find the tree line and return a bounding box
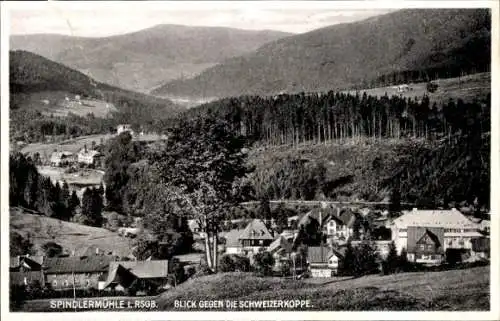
[183,91,490,146]
[9,153,105,225]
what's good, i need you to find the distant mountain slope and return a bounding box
[10,25,291,92]
[152,9,490,99]
[10,50,182,121]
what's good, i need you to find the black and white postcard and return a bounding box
[1,1,498,320]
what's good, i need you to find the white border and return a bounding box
[1,1,499,320]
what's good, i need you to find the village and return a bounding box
[10,196,491,300]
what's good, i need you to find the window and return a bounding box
[64,280,69,287]
[53,280,57,286]
[419,244,425,251]
[399,229,407,233]
[426,244,434,251]
[86,280,91,287]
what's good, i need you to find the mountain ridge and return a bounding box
[10,25,292,92]
[152,8,491,99]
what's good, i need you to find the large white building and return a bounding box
[390,208,484,255]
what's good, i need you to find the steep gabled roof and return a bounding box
[239,219,273,240]
[407,226,445,253]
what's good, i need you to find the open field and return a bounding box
[344,72,490,105]
[20,134,113,159]
[12,91,118,118]
[10,208,133,258]
[157,266,489,311]
[37,166,104,187]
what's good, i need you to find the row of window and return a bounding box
[52,279,92,287]
[416,254,441,260]
[417,244,435,251]
[398,228,477,233]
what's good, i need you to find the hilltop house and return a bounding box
[50,151,75,167]
[224,219,274,256]
[43,256,113,290]
[322,208,360,244]
[103,260,170,294]
[390,208,484,263]
[77,149,102,167]
[307,246,345,277]
[117,124,134,135]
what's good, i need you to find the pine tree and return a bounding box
[384,241,399,274]
[69,190,80,217]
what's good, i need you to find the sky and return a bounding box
[8,2,395,37]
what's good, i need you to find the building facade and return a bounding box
[391,208,483,262]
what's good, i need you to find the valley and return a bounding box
[7,6,492,314]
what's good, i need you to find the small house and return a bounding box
[103,260,170,294]
[77,149,102,167]
[224,219,274,256]
[50,151,75,167]
[322,208,359,243]
[117,124,134,135]
[10,255,44,272]
[307,246,344,277]
[406,227,445,265]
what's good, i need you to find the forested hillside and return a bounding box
[10,25,290,92]
[154,9,490,98]
[169,88,490,210]
[9,50,181,142]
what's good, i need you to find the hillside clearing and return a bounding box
[157,266,489,311]
[344,72,490,105]
[10,208,133,258]
[20,134,113,159]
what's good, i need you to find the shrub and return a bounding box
[219,254,251,272]
[42,241,63,257]
[254,252,275,276]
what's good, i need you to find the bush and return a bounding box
[42,241,63,258]
[253,252,275,276]
[219,254,251,272]
[339,242,379,277]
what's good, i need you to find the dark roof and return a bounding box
[10,256,44,271]
[10,271,44,285]
[103,264,138,289]
[407,226,445,253]
[307,246,333,264]
[326,208,358,228]
[108,260,169,279]
[44,256,113,274]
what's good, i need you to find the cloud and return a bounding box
[8,3,393,37]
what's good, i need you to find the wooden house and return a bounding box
[43,256,113,290]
